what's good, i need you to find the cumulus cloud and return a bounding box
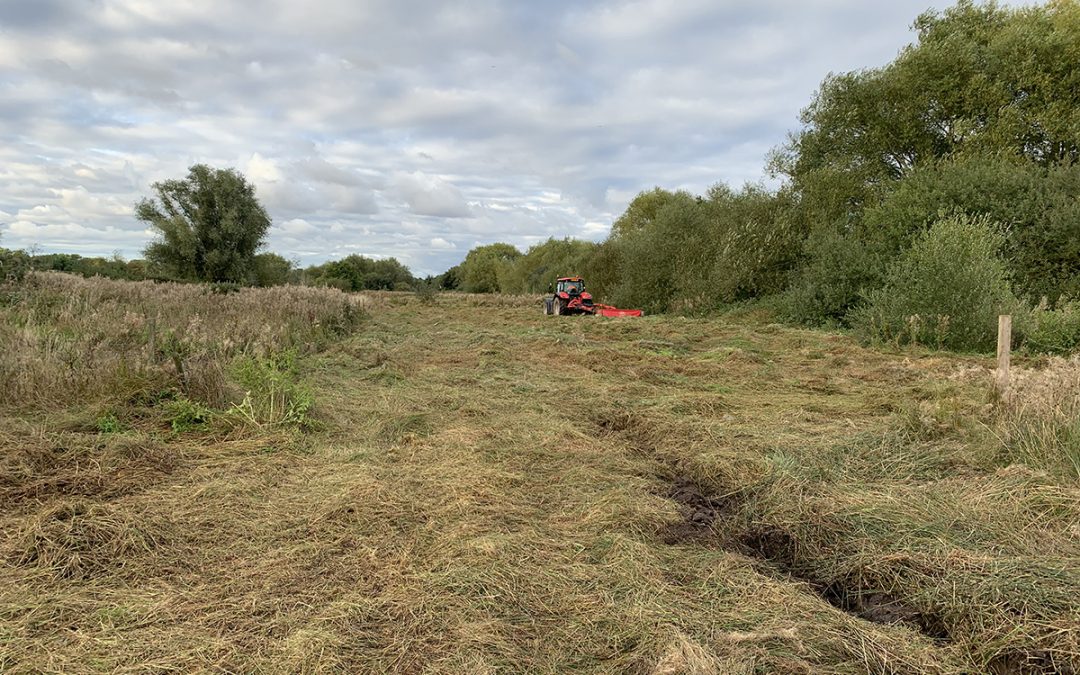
[393,172,472,218]
[0,0,970,274]
[277,218,318,235]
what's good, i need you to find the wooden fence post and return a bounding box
[996,314,1011,402]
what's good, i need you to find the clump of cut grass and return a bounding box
[377,412,432,443]
[8,499,171,580]
[0,426,180,512]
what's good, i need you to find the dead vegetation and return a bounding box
[0,283,1076,673]
[997,356,1080,479]
[0,271,367,409]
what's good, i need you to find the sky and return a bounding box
[0,0,974,276]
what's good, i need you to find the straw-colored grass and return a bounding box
[1,283,1076,673]
[0,272,367,409]
[997,356,1080,479]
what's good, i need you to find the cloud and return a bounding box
[294,157,365,187]
[277,218,317,235]
[0,0,974,275]
[393,172,472,218]
[5,220,150,253]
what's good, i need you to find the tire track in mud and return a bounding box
[597,408,1077,673]
[590,409,953,644]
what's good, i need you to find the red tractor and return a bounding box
[545,277,594,315]
[544,277,642,317]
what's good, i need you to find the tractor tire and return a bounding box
[553,299,562,316]
[543,298,552,315]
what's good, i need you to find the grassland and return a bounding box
[1,276,1077,673]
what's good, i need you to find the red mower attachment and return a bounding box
[593,304,643,318]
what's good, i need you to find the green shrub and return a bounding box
[305,255,414,291]
[602,185,802,315]
[861,155,1080,305]
[851,213,1020,351]
[0,248,31,284]
[1024,300,1080,355]
[609,193,703,314]
[166,397,213,432]
[251,253,293,287]
[704,184,803,305]
[498,238,599,294]
[227,350,314,430]
[458,243,521,294]
[580,239,621,303]
[782,228,883,326]
[95,413,123,434]
[414,281,438,305]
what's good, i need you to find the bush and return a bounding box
[1024,300,1080,355]
[0,248,31,284]
[95,413,124,434]
[600,185,802,315]
[166,397,213,432]
[227,350,314,430]
[414,281,438,305]
[570,239,614,303]
[851,213,1020,351]
[608,193,703,314]
[457,243,521,293]
[861,155,1080,305]
[251,253,293,287]
[306,255,415,291]
[782,228,883,326]
[498,238,599,295]
[704,184,803,304]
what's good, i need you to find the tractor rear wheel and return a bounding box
[543,298,552,315]
[553,299,562,315]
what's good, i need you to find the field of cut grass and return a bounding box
[1,279,1077,673]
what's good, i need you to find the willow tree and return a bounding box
[137,164,271,283]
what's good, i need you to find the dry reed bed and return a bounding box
[0,272,368,408]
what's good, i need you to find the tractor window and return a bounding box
[560,280,583,294]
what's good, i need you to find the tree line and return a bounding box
[0,242,420,292]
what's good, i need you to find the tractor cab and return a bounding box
[557,278,584,295]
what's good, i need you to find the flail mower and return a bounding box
[543,276,643,317]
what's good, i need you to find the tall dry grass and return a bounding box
[999,356,1080,479]
[0,272,367,409]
